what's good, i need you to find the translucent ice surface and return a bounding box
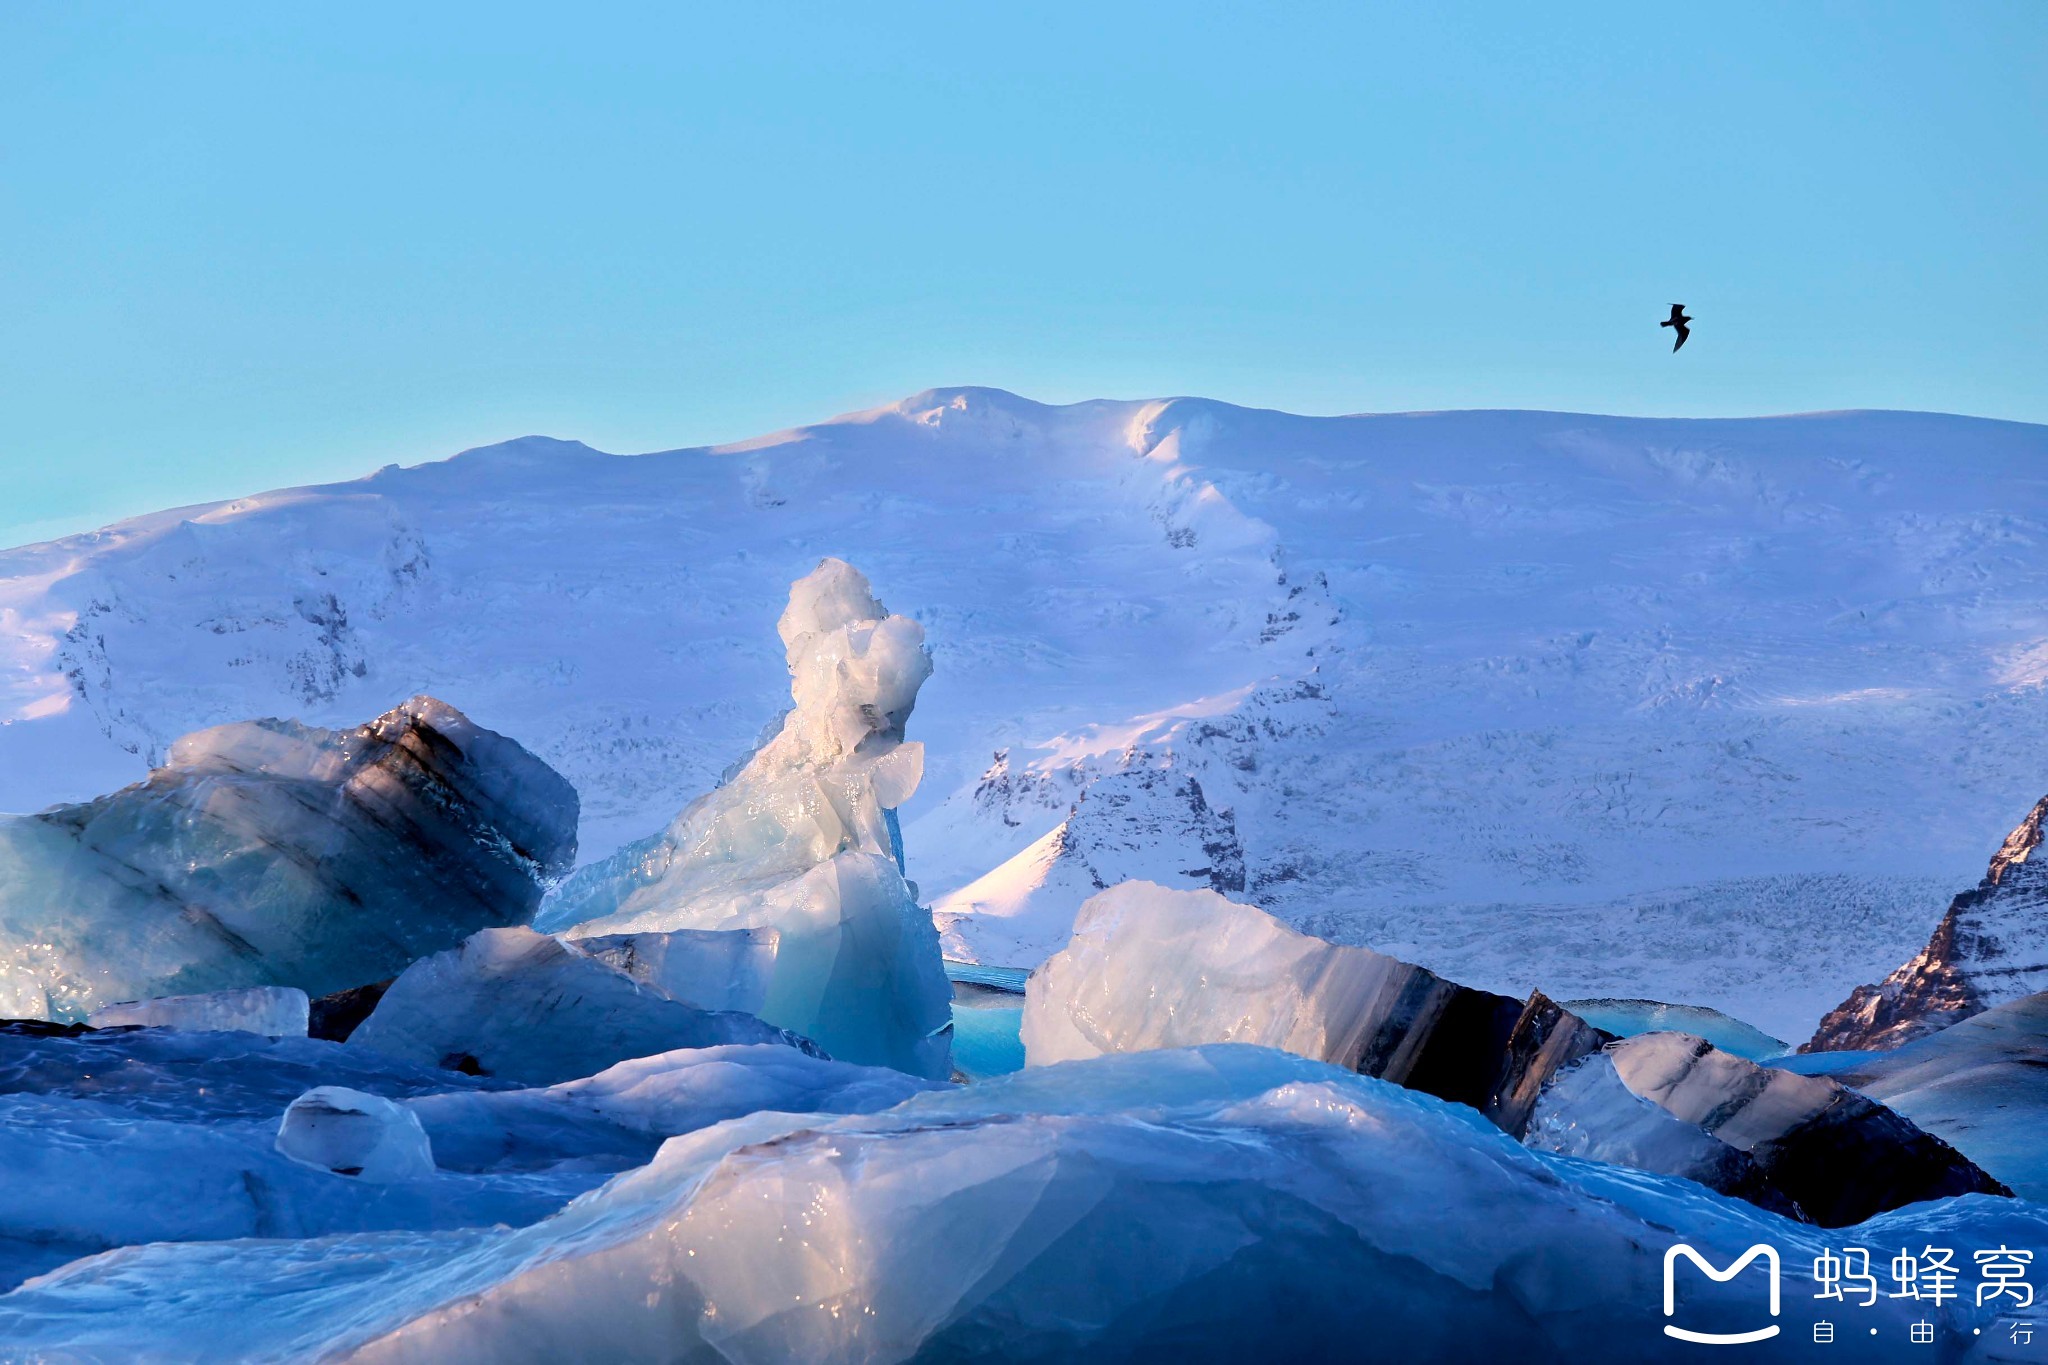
[0,697,577,1021]
[87,986,310,1037]
[574,927,778,1015]
[542,560,952,1080]
[4,1046,2045,1363]
[1561,996,1788,1060]
[1023,880,1601,1133]
[1524,1053,1802,1218]
[276,1087,436,1182]
[346,927,816,1086]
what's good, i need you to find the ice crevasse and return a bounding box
[540,558,953,1081]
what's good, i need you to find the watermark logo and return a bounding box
[1664,1243,1782,1345]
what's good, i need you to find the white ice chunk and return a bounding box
[541,560,952,1081]
[276,1086,436,1182]
[87,986,310,1037]
[346,926,814,1086]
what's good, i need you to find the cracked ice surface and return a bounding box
[3,1047,2045,1363]
[541,559,952,1080]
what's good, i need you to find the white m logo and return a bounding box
[1663,1243,1781,1345]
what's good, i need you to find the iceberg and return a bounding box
[1779,991,2048,1200]
[4,1046,2044,1363]
[542,559,952,1081]
[1590,1031,2007,1225]
[275,1087,436,1181]
[345,926,816,1086]
[86,986,310,1037]
[1524,1051,1804,1219]
[1021,881,1603,1133]
[0,697,578,1021]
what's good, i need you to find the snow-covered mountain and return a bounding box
[1807,794,2048,1051]
[5,387,2047,1039]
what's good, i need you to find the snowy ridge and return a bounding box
[5,390,2048,1038]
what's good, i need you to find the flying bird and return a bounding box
[1661,303,1693,352]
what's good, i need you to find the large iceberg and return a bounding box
[541,560,952,1080]
[3,1046,2044,1363]
[0,697,578,1021]
[345,926,815,1086]
[1022,881,1603,1133]
[1781,991,2048,1200]
[1584,1031,2007,1225]
[1026,881,2005,1224]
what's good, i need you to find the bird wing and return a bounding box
[1667,304,1686,322]
[1672,323,1690,352]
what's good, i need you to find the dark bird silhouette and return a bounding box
[1661,303,1693,352]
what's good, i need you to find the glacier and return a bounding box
[0,697,577,1021]
[6,394,2048,1039]
[540,558,953,1081]
[1,1046,2043,1363]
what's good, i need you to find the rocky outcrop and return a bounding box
[1806,795,2048,1052]
[0,697,578,1021]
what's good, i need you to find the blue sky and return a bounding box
[2,3,2042,547]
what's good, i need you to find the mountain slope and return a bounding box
[5,388,2047,1037]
